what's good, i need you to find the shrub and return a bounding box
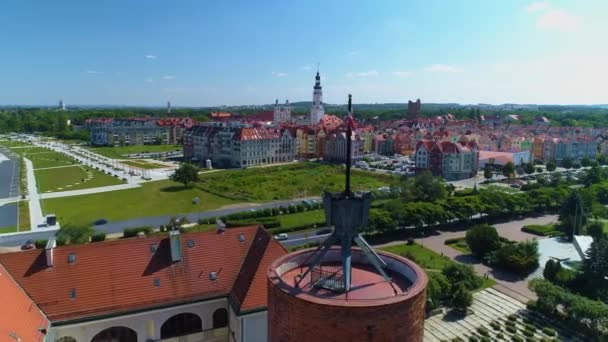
[468,336,479,342]
[508,314,518,321]
[525,324,536,332]
[506,325,517,334]
[34,239,48,249]
[522,330,534,337]
[451,338,464,342]
[511,336,523,342]
[525,338,537,342]
[450,284,473,309]
[492,240,539,275]
[541,327,555,337]
[480,337,491,342]
[521,224,557,236]
[490,321,501,331]
[477,327,489,336]
[123,226,153,238]
[442,263,482,290]
[91,232,106,242]
[496,333,504,339]
[465,224,500,258]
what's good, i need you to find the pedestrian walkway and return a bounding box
[34,164,81,171]
[23,158,44,230]
[39,183,141,199]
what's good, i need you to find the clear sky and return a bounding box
[1,0,606,106]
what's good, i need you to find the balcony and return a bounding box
[160,327,229,342]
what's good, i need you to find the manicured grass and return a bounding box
[380,243,453,270]
[446,237,472,254]
[521,224,560,236]
[198,163,397,201]
[18,201,30,231]
[35,165,123,192]
[27,151,78,169]
[279,209,325,229]
[0,140,32,148]
[0,227,16,234]
[87,145,182,159]
[42,180,236,227]
[11,146,51,155]
[121,160,167,169]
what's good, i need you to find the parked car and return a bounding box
[21,239,34,250]
[274,233,289,241]
[93,218,108,225]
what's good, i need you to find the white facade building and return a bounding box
[273,99,292,124]
[310,72,325,125]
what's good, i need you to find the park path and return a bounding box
[39,183,141,199]
[34,164,80,171]
[24,158,44,230]
[375,214,558,302]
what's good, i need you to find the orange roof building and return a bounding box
[0,226,286,342]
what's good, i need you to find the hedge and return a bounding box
[541,327,555,336]
[91,232,106,242]
[34,239,48,249]
[521,224,558,236]
[123,226,153,238]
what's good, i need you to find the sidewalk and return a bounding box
[39,183,141,199]
[24,158,44,230]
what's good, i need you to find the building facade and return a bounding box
[183,123,295,168]
[415,140,479,180]
[310,71,325,125]
[88,118,193,146]
[0,227,286,342]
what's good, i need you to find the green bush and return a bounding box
[511,336,523,342]
[506,325,517,334]
[468,336,479,342]
[451,338,464,342]
[123,226,153,238]
[541,327,555,336]
[508,314,518,321]
[525,337,537,342]
[490,321,501,331]
[525,324,536,332]
[466,224,500,257]
[91,232,106,242]
[521,224,557,236]
[522,330,534,337]
[480,337,491,342]
[496,333,504,339]
[476,327,489,336]
[34,239,48,249]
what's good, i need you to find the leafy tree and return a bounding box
[465,224,500,258]
[170,163,199,188]
[366,209,396,234]
[524,163,535,174]
[543,259,561,282]
[401,171,447,202]
[581,156,592,167]
[597,154,607,166]
[583,166,604,186]
[536,167,543,173]
[586,221,606,241]
[546,160,557,172]
[559,190,588,239]
[502,162,515,179]
[426,272,450,310]
[442,263,482,290]
[56,225,94,245]
[450,283,473,310]
[491,240,539,275]
[562,157,573,169]
[483,165,493,180]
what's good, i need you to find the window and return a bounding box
[187,239,195,248]
[91,327,137,342]
[154,278,160,287]
[149,244,158,253]
[161,313,203,339]
[69,288,76,300]
[212,308,228,329]
[67,253,76,264]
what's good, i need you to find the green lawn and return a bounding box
[19,201,30,231]
[35,165,123,192]
[279,209,326,229]
[121,160,167,169]
[11,147,51,155]
[446,237,472,254]
[26,151,78,169]
[0,140,32,148]
[380,243,453,270]
[0,227,16,234]
[42,180,236,227]
[198,163,397,201]
[87,145,182,159]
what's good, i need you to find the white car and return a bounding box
[274,233,289,241]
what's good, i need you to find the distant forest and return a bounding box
[1,103,608,140]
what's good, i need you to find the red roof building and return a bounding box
[0,226,286,342]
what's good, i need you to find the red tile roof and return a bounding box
[0,226,287,323]
[0,263,49,342]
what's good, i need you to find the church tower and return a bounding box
[310,70,325,124]
[273,99,292,124]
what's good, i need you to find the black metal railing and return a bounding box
[311,265,345,292]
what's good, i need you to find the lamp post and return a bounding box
[193,197,200,224]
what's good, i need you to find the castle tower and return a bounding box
[273,99,292,124]
[407,99,421,119]
[310,70,325,124]
[167,101,172,114]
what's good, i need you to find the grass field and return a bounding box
[380,243,453,270]
[0,140,32,148]
[42,180,236,227]
[35,165,123,192]
[198,163,397,201]
[11,146,50,155]
[446,237,472,254]
[121,160,168,169]
[19,201,30,231]
[88,145,182,159]
[24,151,78,169]
[278,209,325,229]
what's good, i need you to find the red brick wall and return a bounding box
[267,281,426,342]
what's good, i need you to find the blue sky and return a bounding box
[0,0,606,106]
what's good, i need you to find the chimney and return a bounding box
[45,238,56,267]
[169,230,182,262]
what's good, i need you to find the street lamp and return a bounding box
[193,197,200,223]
